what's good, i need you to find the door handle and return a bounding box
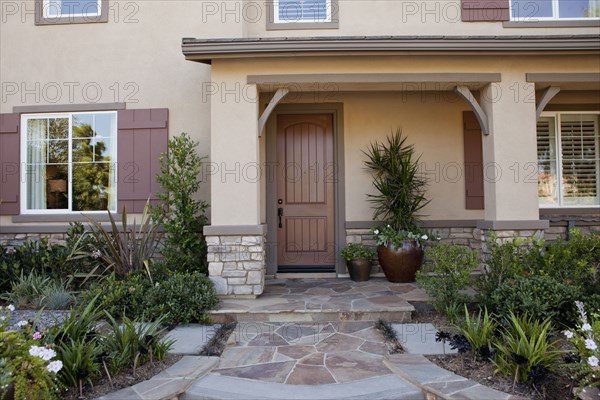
[278,207,284,228]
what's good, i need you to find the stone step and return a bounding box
[183,374,425,400]
[208,308,414,324]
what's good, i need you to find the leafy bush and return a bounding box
[56,339,101,392]
[80,273,151,319]
[492,313,563,385]
[340,243,376,261]
[144,271,219,328]
[152,133,209,273]
[459,306,498,360]
[49,297,103,345]
[39,278,76,310]
[489,275,579,327]
[416,243,478,319]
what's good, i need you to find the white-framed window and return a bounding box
[274,0,332,23]
[537,112,600,207]
[511,0,600,20]
[43,0,102,18]
[21,111,117,213]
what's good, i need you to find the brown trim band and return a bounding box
[12,213,122,223]
[14,103,126,114]
[182,36,600,64]
[248,73,502,85]
[540,208,600,216]
[476,220,550,230]
[527,73,600,83]
[544,104,600,112]
[204,225,267,236]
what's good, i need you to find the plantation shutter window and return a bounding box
[536,113,600,207]
[0,113,21,215]
[117,108,168,213]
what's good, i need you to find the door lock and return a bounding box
[278,207,284,228]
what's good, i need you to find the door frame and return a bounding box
[265,103,346,276]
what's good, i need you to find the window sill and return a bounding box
[504,20,600,28]
[12,213,120,223]
[266,21,339,30]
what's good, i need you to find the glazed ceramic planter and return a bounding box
[346,258,372,282]
[377,240,424,283]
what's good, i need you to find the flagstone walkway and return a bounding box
[209,278,429,323]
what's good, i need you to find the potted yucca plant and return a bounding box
[363,129,430,282]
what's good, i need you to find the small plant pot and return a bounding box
[377,240,424,283]
[346,258,372,282]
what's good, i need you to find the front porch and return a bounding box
[208,278,429,323]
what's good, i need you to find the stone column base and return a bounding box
[204,225,266,298]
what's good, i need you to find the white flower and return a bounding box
[421,235,428,240]
[564,330,575,339]
[0,316,5,321]
[16,320,28,327]
[46,360,63,374]
[386,224,391,228]
[585,339,598,351]
[582,323,592,332]
[91,249,102,259]
[373,230,379,235]
[28,346,56,361]
[589,356,599,368]
[6,304,15,312]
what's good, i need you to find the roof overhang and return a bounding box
[182,35,600,64]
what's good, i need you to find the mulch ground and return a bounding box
[62,354,183,400]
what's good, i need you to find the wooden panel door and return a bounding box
[276,114,335,270]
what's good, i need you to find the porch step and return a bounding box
[207,278,426,323]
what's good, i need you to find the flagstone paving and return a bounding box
[209,278,429,323]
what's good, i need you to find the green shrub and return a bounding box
[56,339,101,392]
[152,133,209,274]
[459,306,498,360]
[80,273,151,319]
[3,271,52,309]
[416,243,478,319]
[144,271,219,328]
[340,243,376,261]
[39,278,76,310]
[492,313,563,385]
[49,297,103,345]
[489,275,578,327]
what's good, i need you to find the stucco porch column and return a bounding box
[204,79,266,297]
[477,73,549,239]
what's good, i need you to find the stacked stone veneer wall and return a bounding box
[0,233,67,247]
[206,234,266,297]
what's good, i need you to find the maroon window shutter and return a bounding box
[0,113,21,215]
[117,108,168,213]
[461,0,510,22]
[463,111,484,210]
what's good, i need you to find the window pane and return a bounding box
[511,0,553,18]
[27,164,69,210]
[46,0,100,16]
[27,141,47,164]
[27,119,47,140]
[49,118,68,139]
[73,114,94,138]
[277,0,329,22]
[48,140,68,163]
[72,163,112,211]
[560,114,599,206]
[94,113,117,138]
[92,137,114,162]
[72,138,94,162]
[537,117,559,205]
[559,0,600,18]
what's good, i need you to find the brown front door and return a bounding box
[276,114,335,272]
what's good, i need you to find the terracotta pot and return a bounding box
[377,240,424,283]
[346,258,372,282]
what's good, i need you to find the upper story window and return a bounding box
[21,112,117,213]
[267,0,338,30]
[537,113,600,207]
[35,0,109,25]
[511,0,600,20]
